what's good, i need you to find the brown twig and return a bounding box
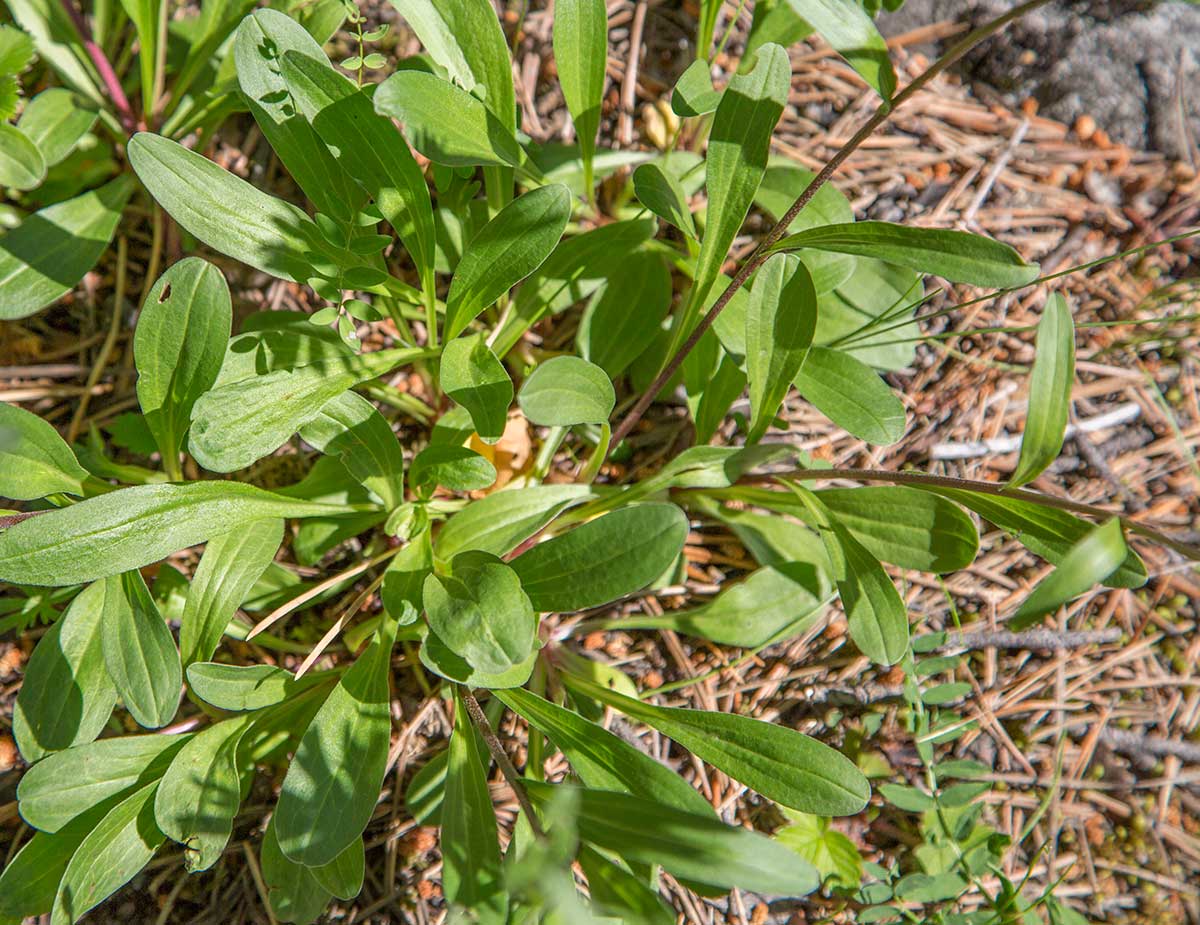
[935,628,1124,652]
[608,0,1057,451]
[461,688,547,840]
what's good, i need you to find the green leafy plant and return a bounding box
[1,1,1195,923]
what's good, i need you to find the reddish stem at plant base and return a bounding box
[607,0,1056,452]
[58,0,139,135]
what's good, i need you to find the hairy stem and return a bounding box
[608,0,1055,450]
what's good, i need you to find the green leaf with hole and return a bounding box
[671,58,721,117]
[1009,293,1075,488]
[794,347,905,445]
[274,617,397,867]
[444,184,572,341]
[0,175,132,321]
[154,713,254,871]
[496,687,716,817]
[517,355,615,427]
[189,346,429,472]
[374,70,526,171]
[441,333,514,443]
[611,565,826,647]
[50,781,164,925]
[0,401,89,500]
[443,687,507,924]
[790,484,909,666]
[746,253,817,442]
[435,484,593,561]
[13,582,116,762]
[553,0,607,187]
[511,503,688,612]
[17,734,189,833]
[774,221,1040,290]
[180,519,285,666]
[688,44,790,321]
[100,571,182,730]
[424,551,536,675]
[782,0,895,102]
[1011,518,1127,630]
[523,781,821,895]
[633,162,696,237]
[566,672,869,816]
[298,391,405,509]
[135,258,232,468]
[0,481,359,587]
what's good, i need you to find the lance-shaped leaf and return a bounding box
[553,0,607,188]
[434,484,593,561]
[180,519,285,666]
[189,346,429,473]
[444,184,572,341]
[0,806,108,921]
[917,486,1147,589]
[783,0,894,102]
[51,781,164,925]
[1011,518,1127,630]
[566,673,869,816]
[774,221,1040,290]
[610,565,826,647]
[1009,293,1075,488]
[274,617,398,867]
[279,48,436,283]
[0,481,360,587]
[511,503,688,612]
[671,59,722,117]
[688,43,790,322]
[100,571,182,729]
[0,400,89,499]
[632,162,696,237]
[424,551,537,675]
[517,355,615,427]
[388,0,516,131]
[794,346,905,445]
[0,123,45,189]
[443,687,507,923]
[577,250,673,377]
[790,485,908,665]
[18,734,189,833]
[234,9,364,219]
[260,819,333,925]
[13,582,116,762]
[440,333,513,443]
[120,0,160,116]
[0,175,132,320]
[374,70,526,171]
[745,253,817,442]
[17,88,97,167]
[579,845,675,925]
[496,688,716,817]
[129,133,342,284]
[186,662,328,711]
[134,258,232,468]
[311,838,365,901]
[298,391,405,508]
[154,713,254,871]
[523,782,821,895]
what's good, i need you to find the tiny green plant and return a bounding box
[0,1,1195,923]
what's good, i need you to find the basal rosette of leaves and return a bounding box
[0,1,1193,923]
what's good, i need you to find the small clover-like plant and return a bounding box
[0,1,1195,923]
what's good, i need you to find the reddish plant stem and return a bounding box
[58,0,139,134]
[607,0,1055,452]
